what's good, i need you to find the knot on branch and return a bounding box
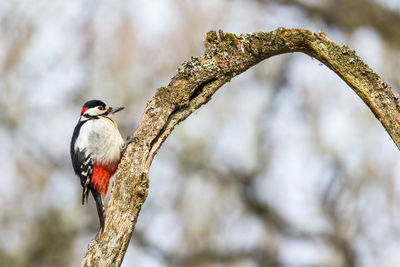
[204,30,219,47]
[203,30,239,54]
[133,173,149,200]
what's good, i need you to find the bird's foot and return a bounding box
[122,136,138,155]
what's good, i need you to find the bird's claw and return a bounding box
[121,136,138,154]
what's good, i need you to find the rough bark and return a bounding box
[82,28,400,266]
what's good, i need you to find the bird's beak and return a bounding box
[109,106,124,114]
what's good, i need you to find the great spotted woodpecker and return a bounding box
[70,100,125,230]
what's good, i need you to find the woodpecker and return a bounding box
[70,100,125,231]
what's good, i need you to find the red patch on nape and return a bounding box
[91,162,119,197]
[80,107,88,115]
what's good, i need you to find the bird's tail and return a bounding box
[91,188,105,231]
[82,185,90,205]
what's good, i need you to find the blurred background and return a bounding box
[1,0,400,266]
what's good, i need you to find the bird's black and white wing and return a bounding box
[70,122,93,204]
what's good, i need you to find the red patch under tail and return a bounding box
[91,162,119,197]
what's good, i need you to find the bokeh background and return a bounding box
[1,1,400,266]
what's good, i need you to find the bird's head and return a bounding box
[80,100,124,118]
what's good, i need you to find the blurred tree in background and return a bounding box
[1,1,400,266]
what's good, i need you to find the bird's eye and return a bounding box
[98,106,104,110]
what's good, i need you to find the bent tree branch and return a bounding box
[82,28,400,266]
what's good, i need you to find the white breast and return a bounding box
[75,118,124,164]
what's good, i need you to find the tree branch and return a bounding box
[82,28,400,266]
